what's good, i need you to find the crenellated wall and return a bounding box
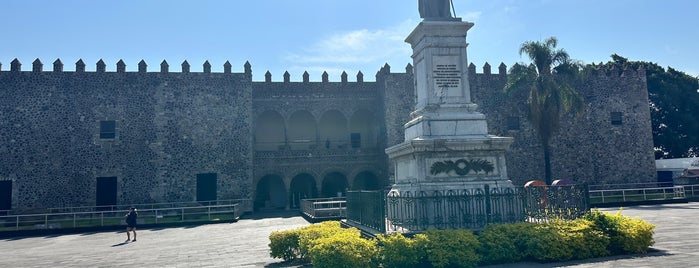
[0,57,656,211]
[469,62,655,185]
[0,59,253,209]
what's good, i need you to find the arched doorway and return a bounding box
[352,171,380,190]
[254,175,287,211]
[322,172,348,197]
[289,173,318,208]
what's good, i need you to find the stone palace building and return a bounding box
[0,55,656,212]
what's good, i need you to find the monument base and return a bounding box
[386,136,514,187]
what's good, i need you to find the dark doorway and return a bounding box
[96,177,117,210]
[197,173,218,204]
[322,172,348,197]
[255,175,287,211]
[289,174,317,208]
[0,180,12,212]
[657,171,674,187]
[353,171,380,190]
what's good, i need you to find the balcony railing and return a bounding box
[300,198,346,221]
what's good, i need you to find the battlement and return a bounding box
[1,58,648,85]
[260,70,368,83]
[1,58,251,76]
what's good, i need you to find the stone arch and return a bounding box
[289,173,318,208]
[254,174,287,211]
[352,171,381,190]
[349,109,380,149]
[255,110,286,151]
[287,110,317,150]
[321,172,348,197]
[319,110,348,149]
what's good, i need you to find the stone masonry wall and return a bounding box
[0,63,252,210]
[0,58,656,210]
[469,63,656,185]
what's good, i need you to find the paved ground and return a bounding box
[0,203,697,267]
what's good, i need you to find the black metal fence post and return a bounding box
[484,184,491,224]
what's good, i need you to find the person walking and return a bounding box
[124,207,138,242]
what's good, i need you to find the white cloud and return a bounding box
[284,20,415,69]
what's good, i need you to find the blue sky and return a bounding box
[3,0,698,81]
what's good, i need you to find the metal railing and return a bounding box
[682,185,699,198]
[589,182,675,191]
[2,199,248,215]
[0,202,241,232]
[346,191,386,233]
[588,186,686,204]
[300,197,346,220]
[346,185,589,234]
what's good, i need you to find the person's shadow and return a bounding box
[111,241,129,247]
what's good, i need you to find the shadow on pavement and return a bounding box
[264,260,312,267]
[242,210,304,221]
[483,248,673,268]
[110,241,130,247]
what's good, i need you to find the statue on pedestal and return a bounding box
[418,0,453,20]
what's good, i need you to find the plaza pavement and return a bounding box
[0,203,697,267]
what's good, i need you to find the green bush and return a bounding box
[478,222,537,265]
[583,209,655,254]
[268,212,655,266]
[308,231,378,268]
[521,223,575,262]
[376,233,428,268]
[298,221,350,260]
[548,219,610,260]
[268,229,301,262]
[618,214,655,253]
[423,229,481,268]
[268,221,347,262]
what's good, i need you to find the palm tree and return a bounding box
[504,37,584,185]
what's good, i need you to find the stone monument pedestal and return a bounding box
[386,18,515,217]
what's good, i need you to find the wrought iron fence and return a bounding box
[346,184,589,234]
[523,184,590,223]
[346,191,386,233]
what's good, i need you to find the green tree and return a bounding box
[599,54,699,158]
[504,37,584,184]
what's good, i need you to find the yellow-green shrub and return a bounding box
[478,222,538,265]
[298,221,348,259]
[618,214,655,253]
[548,219,610,260]
[268,221,347,262]
[376,233,428,268]
[308,231,378,268]
[521,223,575,262]
[423,229,481,268]
[268,229,301,261]
[583,209,655,254]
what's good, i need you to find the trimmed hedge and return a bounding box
[478,222,536,265]
[376,233,428,268]
[268,210,655,267]
[423,229,481,268]
[583,209,655,254]
[308,231,378,268]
